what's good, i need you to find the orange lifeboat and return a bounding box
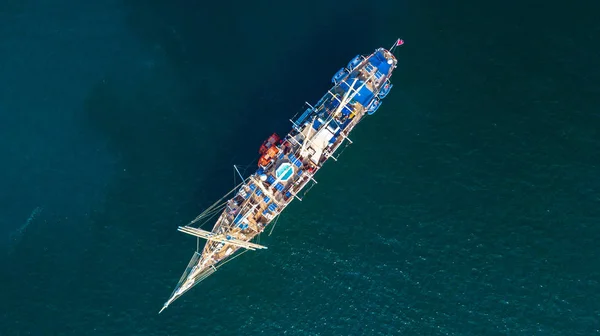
[259,133,281,154]
[258,145,279,168]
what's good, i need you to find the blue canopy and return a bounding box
[327,98,340,111]
[341,105,353,116]
[294,107,313,126]
[340,79,374,106]
[369,51,391,76]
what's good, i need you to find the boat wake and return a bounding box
[7,206,43,254]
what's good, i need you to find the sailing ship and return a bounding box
[160,39,405,313]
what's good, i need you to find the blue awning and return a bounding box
[327,98,340,110]
[340,79,374,106]
[295,107,313,126]
[369,51,391,76]
[341,105,352,116]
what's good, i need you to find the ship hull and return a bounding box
[161,46,400,311]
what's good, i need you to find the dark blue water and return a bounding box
[1,1,599,335]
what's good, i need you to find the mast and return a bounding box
[332,78,358,117]
[335,72,376,116]
[178,226,267,250]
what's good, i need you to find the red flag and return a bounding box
[396,38,405,46]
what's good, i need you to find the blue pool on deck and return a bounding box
[275,162,294,182]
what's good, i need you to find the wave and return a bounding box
[7,206,43,254]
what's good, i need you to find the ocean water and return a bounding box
[1,1,599,335]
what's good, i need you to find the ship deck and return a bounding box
[160,46,400,312]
